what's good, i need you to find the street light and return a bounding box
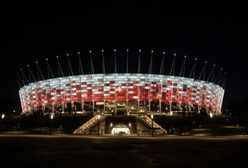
[97,115,101,136]
[209,113,215,137]
[1,114,5,131]
[151,114,154,137]
[49,114,54,135]
[50,114,54,120]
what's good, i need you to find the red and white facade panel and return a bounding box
[19,73,224,114]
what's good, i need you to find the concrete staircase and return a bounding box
[73,115,105,135]
[135,114,167,135]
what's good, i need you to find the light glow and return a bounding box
[111,128,130,135]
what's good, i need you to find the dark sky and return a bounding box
[1,2,248,111]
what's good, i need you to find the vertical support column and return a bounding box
[81,101,84,112]
[49,78,55,114]
[169,102,172,116]
[78,52,85,112]
[61,78,64,114]
[103,101,105,113]
[102,50,106,113]
[114,49,117,116]
[72,102,74,113]
[149,90,151,112]
[80,76,84,112]
[103,74,106,113]
[42,106,45,113]
[138,74,140,112]
[92,74,95,113]
[54,80,57,114]
[52,104,55,113]
[68,54,74,113]
[89,50,95,113]
[97,115,100,136]
[159,75,163,113]
[126,73,128,114]
[70,77,73,113]
[148,50,153,113]
[126,49,129,114]
[169,80,173,116]
[62,103,65,113]
[115,74,117,116]
[93,101,95,113]
[34,81,38,112]
[103,92,106,113]
[159,99,162,113]
[137,49,141,112]
[188,103,191,112]
[206,105,209,115]
[151,114,154,137]
[179,95,182,112]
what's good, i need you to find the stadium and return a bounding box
[18,49,225,135]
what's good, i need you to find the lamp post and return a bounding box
[151,114,154,137]
[1,113,5,126]
[1,114,5,130]
[210,113,215,137]
[49,114,54,135]
[97,115,100,136]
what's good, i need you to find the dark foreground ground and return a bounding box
[0,135,248,168]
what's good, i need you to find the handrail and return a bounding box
[74,115,104,134]
[136,114,166,134]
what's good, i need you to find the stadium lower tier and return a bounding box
[19,73,224,115]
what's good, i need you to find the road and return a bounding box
[0,134,248,168]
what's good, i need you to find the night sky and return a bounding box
[2,2,247,112]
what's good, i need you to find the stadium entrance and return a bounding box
[111,124,130,135]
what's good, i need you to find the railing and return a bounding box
[136,114,167,134]
[73,115,104,134]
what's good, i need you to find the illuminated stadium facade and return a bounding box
[18,49,225,135]
[19,73,224,115]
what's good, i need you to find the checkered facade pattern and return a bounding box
[19,74,224,114]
